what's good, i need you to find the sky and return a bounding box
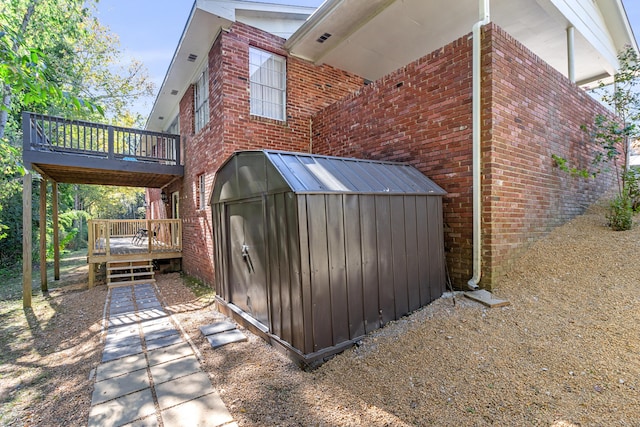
[94,0,640,121]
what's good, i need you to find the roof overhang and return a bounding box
[285,0,638,87]
[146,0,316,132]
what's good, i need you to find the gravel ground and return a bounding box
[167,202,640,426]
[3,202,640,426]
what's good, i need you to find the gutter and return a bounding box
[467,0,490,290]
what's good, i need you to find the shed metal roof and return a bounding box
[263,150,446,195]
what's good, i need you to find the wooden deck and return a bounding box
[22,112,183,188]
[87,219,182,287]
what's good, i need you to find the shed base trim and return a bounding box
[215,296,363,370]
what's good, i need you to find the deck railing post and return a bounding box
[147,219,152,254]
[22,112,32,168]
[108,125,114,159]
[175,136,181,165]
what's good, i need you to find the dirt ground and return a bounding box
[2,202,640,426]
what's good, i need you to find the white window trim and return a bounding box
[198,174,206,210]
[194,67,209,133]
[249,47,286,121]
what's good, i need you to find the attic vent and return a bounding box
[170,89,179,95]
[187,53,198,62]
[316,32,332,43]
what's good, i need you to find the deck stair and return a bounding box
[106,259,155,288]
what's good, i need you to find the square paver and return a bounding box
[104,333,141,350]
[102,342,143,363]
[137,308,167,322]
[141,320,174,335]
[88,388,155,427]
[146,334,183,351]
[144,328,179,342]
[91,367,150,405]
[155,371,215,410]
[205,330,247,349]
[147,342,194,366]
[160,393,233,427]
[199,321,236,337]
[122,414,159,427]
[149,355,200,385]
[108,313,139,328]
[96,353,148,381]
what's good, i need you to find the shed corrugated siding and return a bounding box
[294,193,445,354]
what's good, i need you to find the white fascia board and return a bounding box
[198,0,316,21]
[547,0,619,73]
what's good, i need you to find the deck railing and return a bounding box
[88,219,182,259]
[23,112,180,165]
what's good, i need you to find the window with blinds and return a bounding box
[249,47,286,121]
[194,67,209,133]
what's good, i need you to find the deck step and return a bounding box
[106,259,155,289]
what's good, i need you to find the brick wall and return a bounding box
[312,34,475,287]
[168,22,364,285]
[312,24,615,288]
[480,24,614,284]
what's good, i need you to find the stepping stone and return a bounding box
[147,342,194,366]
[102,342,143,362]
[137,308,166,321]
[146,334,183,351]
[154,371,215,410]
[141,320,174,335]
[104,334,141,350]
[149,355,200,385]
[110,305,135,315]
[205,330,247,349]
[96,353,147,381]
[108,313,138,327]
[160,392,233,427]
[199,321,236,337]
[123,414,159,427]
[144,328,179,342]
[91,368,150,405]
[464,289,510,308]
[88,388,155,427]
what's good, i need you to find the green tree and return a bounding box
[0,0,155,264]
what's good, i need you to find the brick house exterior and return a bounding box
[148,19,616,290]
[148,21,365,282]
[311,24,614,288]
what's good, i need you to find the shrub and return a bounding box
[607,195,633,231]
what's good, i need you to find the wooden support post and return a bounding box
[40,178,48,292]
[88,262,95,289]
[23,172,32,308]
[52,181,60,280]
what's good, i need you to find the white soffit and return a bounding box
[286,0,636,85]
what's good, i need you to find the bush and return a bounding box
[624,168,640,212]
[607,195,633,231]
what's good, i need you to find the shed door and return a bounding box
[227,199,269,326]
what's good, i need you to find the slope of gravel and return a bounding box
[165,202,640,426]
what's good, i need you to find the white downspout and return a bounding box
[467,0,490,290]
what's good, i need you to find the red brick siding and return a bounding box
[176,22,364,285]
[312,34,475,287]
[480,24,615,284]
[312,25,615,288]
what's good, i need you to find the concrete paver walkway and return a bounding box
[88,284,236,427]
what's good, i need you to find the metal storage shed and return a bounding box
[211,150,447,367]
